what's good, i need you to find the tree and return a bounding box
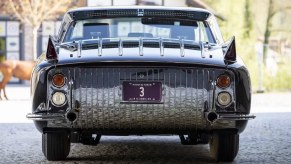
[262,0,291,65]
[3,0,75,60]
[262,0,274,65]
[243,0,252,38]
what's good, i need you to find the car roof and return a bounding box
[67,6,213,21]
[69,6,211,13]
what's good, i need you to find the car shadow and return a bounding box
[65,136,236,163]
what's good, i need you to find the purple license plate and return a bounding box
[122,81,162,102]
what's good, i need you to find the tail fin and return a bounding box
[224,36,236,63]
[46,35,58,63]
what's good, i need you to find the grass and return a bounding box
[263,62,291,92]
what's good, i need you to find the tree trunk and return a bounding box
[243,0,252,38]
[32,27,38,61]
[263,0,273,65]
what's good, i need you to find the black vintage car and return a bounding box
[27,6,255,161]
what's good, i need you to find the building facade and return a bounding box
[0,17,22,61]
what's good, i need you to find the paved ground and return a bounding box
[0,85,31,123]
[0,85,291,163]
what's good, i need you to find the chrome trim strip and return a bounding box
[195,69,198,132]
[90,68,94,128]
[139,37,143,56]
[119,38,123,56]
[101,68,105,129]
[218,114,256,120]
[205,111,255,123]
[202,69,205,110]
[68,78,74,113]
[180,38,185,57]
[200,42,205,58]
[95,67,99,128]
[159,37,164,56]
[77,40,82,58]
[79,68,82,129]
[211,80,216,111]
[27,113,255,121]
[26,113,65,121]
[98,37,102,56]
[85,69,88,128]
[107,70,110,128]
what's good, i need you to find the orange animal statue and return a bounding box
[0,60,35,100]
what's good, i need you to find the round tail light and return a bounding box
[216,74,231,88]
[52,74,65,87]
[52,92,67,106]
[217,92,231,106]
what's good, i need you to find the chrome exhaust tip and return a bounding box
[207,112,218,123]
[66,112,77,122]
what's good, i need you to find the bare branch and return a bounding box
[43,0,73,20]
[270,6,291,19]
[7,0,31,25]
[271,28,291,33]
[4,0,74,29]
[2,0,76,60]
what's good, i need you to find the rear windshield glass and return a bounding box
[63,17,215,43]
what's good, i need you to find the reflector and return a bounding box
[217,92,231,106]
[217,74,231,88]
[52,74,65,87]
[52,92,66,106]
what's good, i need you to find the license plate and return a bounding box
[122,81,162,103]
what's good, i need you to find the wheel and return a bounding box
[42,132,70,161]
[209,132,239,162]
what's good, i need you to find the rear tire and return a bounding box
[209,132,239,162]
[42,132,70,161]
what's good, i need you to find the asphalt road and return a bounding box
[0,85,291,163]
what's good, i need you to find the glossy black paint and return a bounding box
[224,37,237,63]
[31,51,251,134]
[46,36,58,62]
[31,6,251,135]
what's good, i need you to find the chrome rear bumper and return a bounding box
[26,113,65,121]
[218,114,256,120]
[27,112,255,121]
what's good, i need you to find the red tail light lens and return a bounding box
[52,74,65,87]
[216,74,231,88]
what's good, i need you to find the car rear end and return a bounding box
[27,6,255,161]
